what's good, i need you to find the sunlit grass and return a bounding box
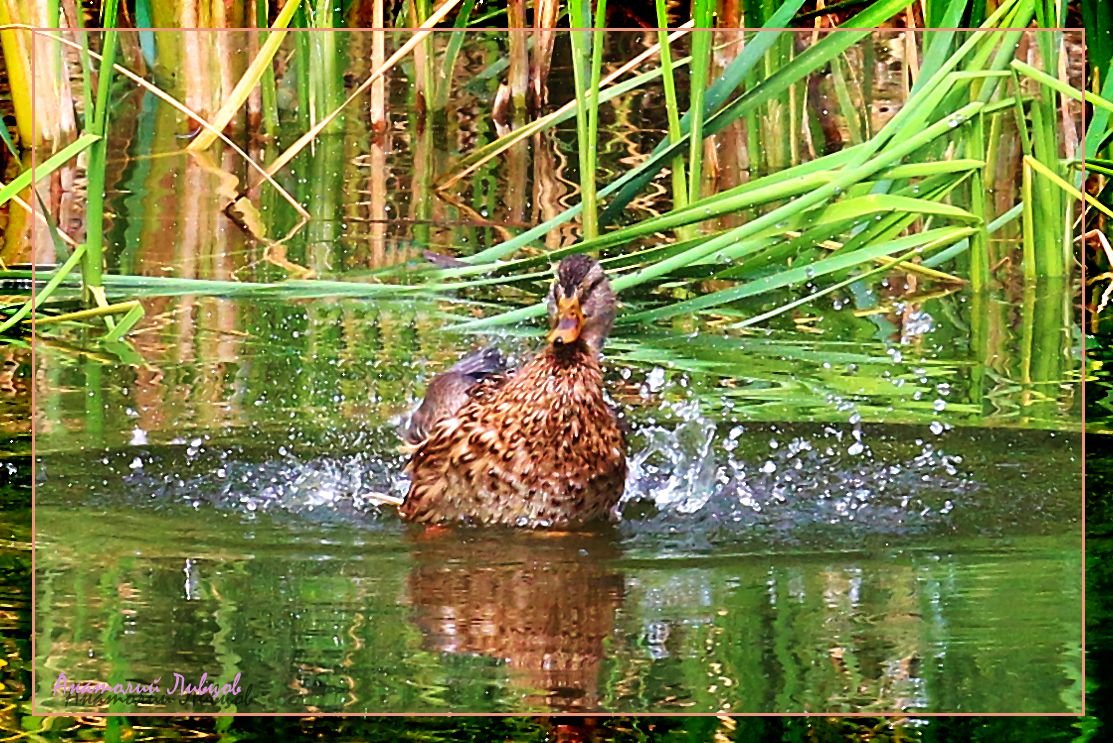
[0,0,1105,351]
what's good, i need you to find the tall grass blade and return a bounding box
[655,0,688,213]
[432,0,477,111]
[0,134,99,206]
[82,0,121,303]
[585,0,607,234]
[567,0,597,237]
[686,0,713,204]
[0,245,86,334]
[601,0,917,223]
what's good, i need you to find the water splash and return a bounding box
[615,391,985,551]
[625,399,718,514]
[33,399,1076,552]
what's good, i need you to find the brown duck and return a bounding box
[399,254,626,528]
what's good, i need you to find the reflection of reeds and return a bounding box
[531,0,560,111]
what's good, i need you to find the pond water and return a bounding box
[1,29,1085,717]
[30,411,1080,713]
[20,287,1084,713]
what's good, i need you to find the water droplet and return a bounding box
[643,367,667,395]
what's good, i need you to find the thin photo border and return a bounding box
[24,23,1088,718]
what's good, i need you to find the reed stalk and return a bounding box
[256,0,279,135]
[310,0,345,132]
[407,0,435,113]
[585,0,607,228]
[3,2,78,147]
[293,6,312,128]
[686,0,714,203]
[967,109,990,290]
[432,0,477,112]
[530,0,560,110]
[507,0,528,118]
[81,0,121,306]
[567,0,597,238]
[656,0,689,215]
[370,0,388,131]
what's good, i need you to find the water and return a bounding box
[1,29,1086,723]
[20,310,1082,713]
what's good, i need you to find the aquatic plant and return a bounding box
[0,0,1106,356]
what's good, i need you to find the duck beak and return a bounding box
[547,296,584,344]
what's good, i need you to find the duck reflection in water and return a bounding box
[404,529,624,710]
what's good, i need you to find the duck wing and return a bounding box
[399,346,507,446]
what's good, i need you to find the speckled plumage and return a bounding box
[399,346,506,446]
[400,256,625,528]
[402,342,626,527]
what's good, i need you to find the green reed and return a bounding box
[257,0,280,134]
[686,0,713,203]
[3,0,1101,349]
[80,0,120,305]
[567,0,602,238]
[655,0,689,214]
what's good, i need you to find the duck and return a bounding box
[399,254,626,528]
